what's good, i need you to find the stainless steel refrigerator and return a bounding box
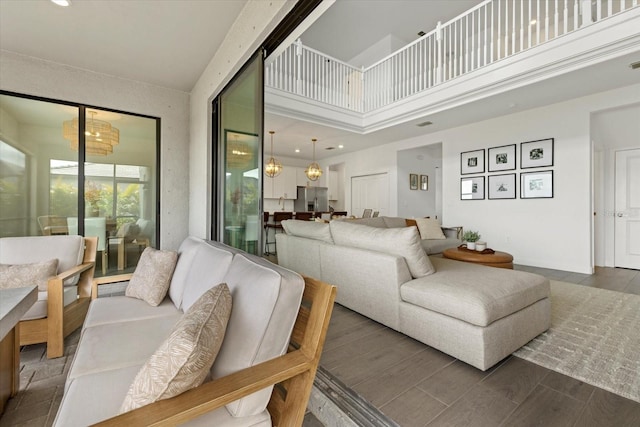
[294,186,328,213]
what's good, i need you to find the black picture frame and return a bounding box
[420,175,428,191]
[461,149,485,175]
[520,138,554,169]
[460,176,485,200]
[488,173,516,199]
[488,144,516,172]
[521,170,554,198]
[409,173,418,190]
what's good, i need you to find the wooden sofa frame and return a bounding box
[19,237,97,359]
[90,275,336,427]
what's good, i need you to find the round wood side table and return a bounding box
[442,247,514,269]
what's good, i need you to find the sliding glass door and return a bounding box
[0,92,158,275]
[212,51,263,254]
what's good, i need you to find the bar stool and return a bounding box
[294,212,313,221]
[264,211,292,255]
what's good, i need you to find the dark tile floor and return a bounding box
[2,265,638,426]
[318,264,640,427]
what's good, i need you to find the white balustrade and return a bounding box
[265,0,637,113]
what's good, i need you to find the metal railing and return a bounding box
[265,0,638,113]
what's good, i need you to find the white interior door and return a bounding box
[614,149,640,269]
[351,173,389,217]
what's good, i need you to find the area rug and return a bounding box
[513,280,640,402]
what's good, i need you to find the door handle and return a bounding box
[617,213,624,217]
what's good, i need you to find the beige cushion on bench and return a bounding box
[213,253,304,417]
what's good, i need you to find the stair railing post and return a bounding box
[436,21,443,85]
[295,38,303,95]
[579,0,593,27]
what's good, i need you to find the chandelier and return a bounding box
[63,111,119,156]
[265,130,283,178]
[227,134,253,169]
[305,138,322,181]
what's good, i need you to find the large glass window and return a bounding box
[213,52,263,254]
[0,92,158,276]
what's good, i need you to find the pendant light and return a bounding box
[305,138,322,181]
[264,130,283,177]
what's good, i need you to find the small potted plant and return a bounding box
[462,230,481,250]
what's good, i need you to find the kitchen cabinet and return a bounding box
[264,166,296,199]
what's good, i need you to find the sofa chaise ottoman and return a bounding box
[276,219,550,370]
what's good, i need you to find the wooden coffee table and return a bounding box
[442,247,514,269]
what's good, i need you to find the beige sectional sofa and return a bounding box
[276,220,550,371]
[54,237,328,426]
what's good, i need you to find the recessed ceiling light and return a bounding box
[338,145,344,149]
[529,19,537,25]
[295,149,300,153]
[51,0,70,6]
[416,121,433,127]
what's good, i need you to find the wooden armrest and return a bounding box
[55,261,94,282]
[91,273,134,299]
[93,350,311,426]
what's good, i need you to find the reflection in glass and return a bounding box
[0,93,158,276]
[217,54,263,254]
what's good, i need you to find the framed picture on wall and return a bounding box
[410,173,418,190]
[460,176,485,200]
[521,138,554,168]
[488,173,516,199]
[488,144,516,172]
[521,170,553,198]
[461,149,485,175]
[420,175,428,191]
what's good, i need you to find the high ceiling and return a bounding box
[1,0,638,162]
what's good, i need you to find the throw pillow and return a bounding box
[415,218,446,240]
[0,259,59,291]
[126,247,178,306]
[330,220,435,278]
[120,283,232,413]
[282,219,334,243]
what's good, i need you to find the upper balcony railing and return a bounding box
[265,0,638,113]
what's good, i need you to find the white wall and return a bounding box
[0,51,190,250]
[188,1,295,239]
[397,144,441,219]
[321,83,640,274]
[591,103,640,266]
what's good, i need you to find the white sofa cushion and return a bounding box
[0,235,85,286]
[400,257,550,327]
[213,253,304,417]
[66,315,181,383]
[281,219,334,243]
[83,295,180,328]
[0,258,58,291]
[126,247,178,306]
[381,216,407,228]
[54,365,272,427]
[21,286,77,321]
[168,236,204,309]
[121,283,232,412]
[180,243,234,312]
[330,220,435,278]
